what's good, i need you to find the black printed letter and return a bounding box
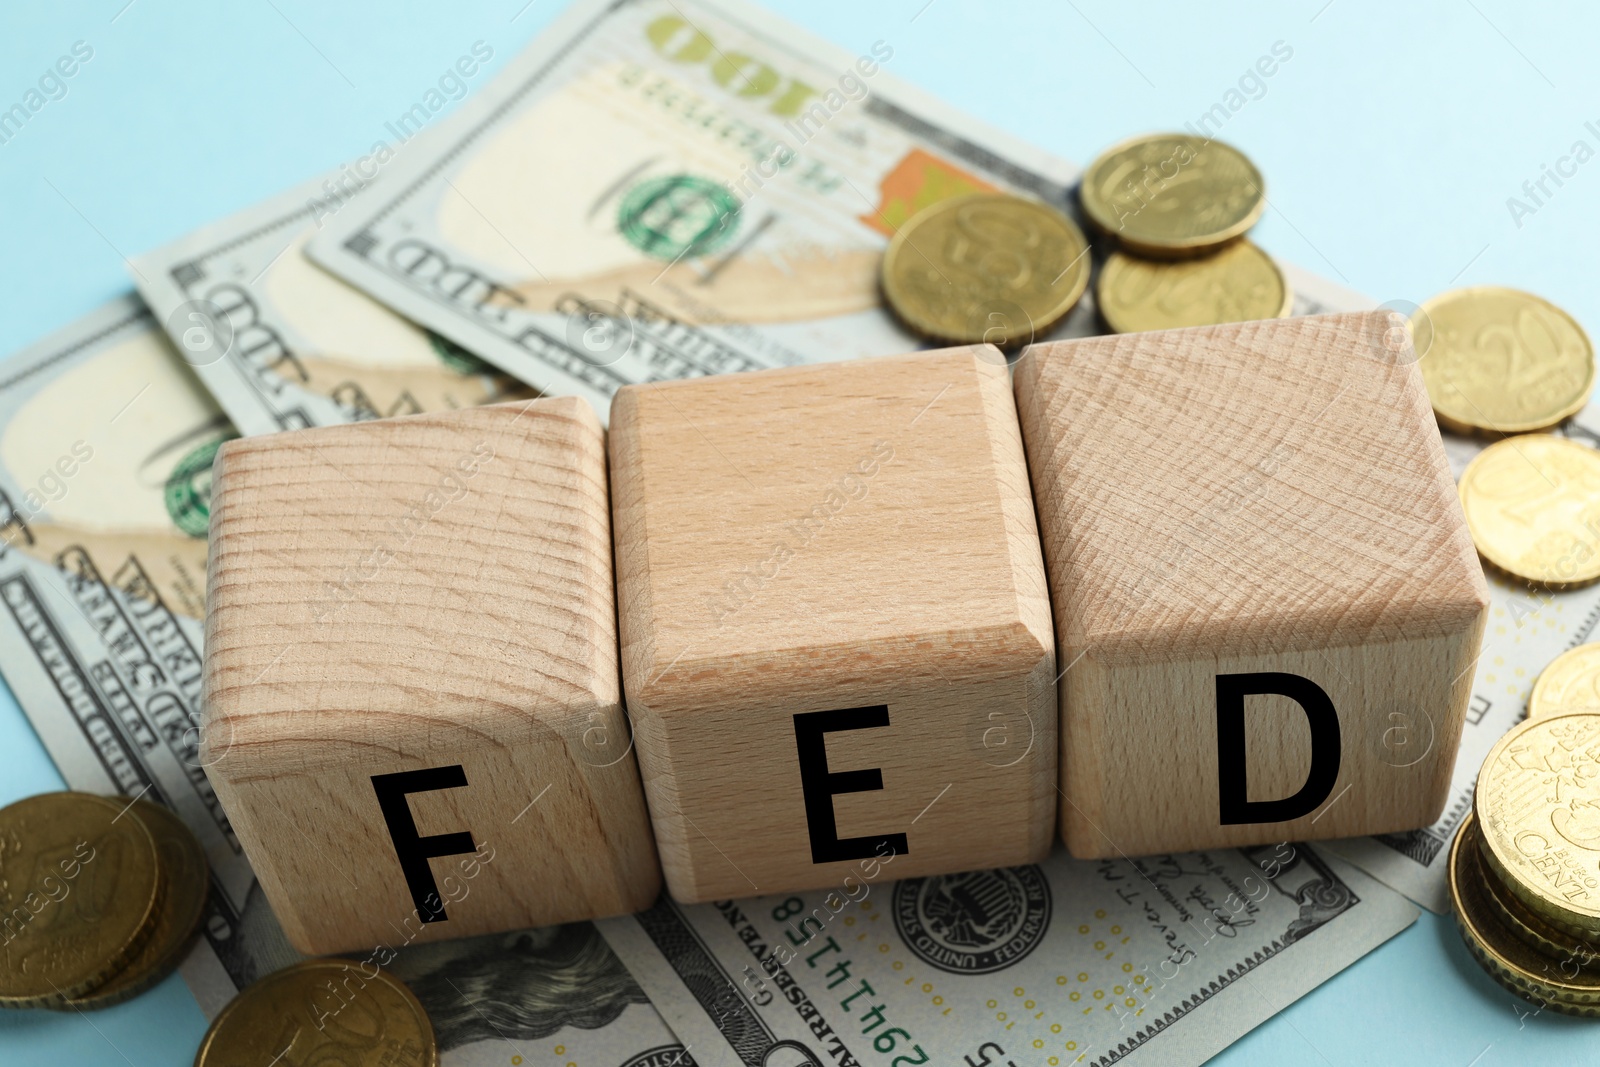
[371,765,476,922]
[1216,673,1341,825]
[793,706,908,864]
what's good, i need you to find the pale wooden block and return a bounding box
[201,397,659,954]
[611,347,1056,903]
[1014,312,1489,858]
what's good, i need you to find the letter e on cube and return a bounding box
[610,348,1057,902]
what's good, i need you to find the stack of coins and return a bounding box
[1079,134,1289,334]
[194,959,439,1067]
[877,133,1289,346]
[1452,712,1600,1015]
[0,791,209,1011]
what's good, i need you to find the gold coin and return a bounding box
[881,193,1089,347]
[1079,134,1265,258]
[195,959,437,1067]
[57,801,208,1010]
[1096,241,1291,334]
[1531,644,1600,719]
[1414,286,1594,435]
[1451,813,1600,1015]
[1476,712,1600,939]
[1458,435,1600,588]
[1474,816,1600,966]
[0,792,163,1008]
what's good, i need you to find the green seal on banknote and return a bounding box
[428,331,494,377]
[618,175,740,261]
[165,437,231,537]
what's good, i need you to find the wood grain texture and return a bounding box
[1014,312,1490,857]
[611,347,1055,903]
[202,397,659,953]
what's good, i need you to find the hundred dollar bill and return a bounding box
[131,167,534,438]
[0,296,300,1015]
[306,0,1089,419]
[599,843,1415,1067]
[0,298,703,1065]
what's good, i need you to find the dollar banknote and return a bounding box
[0,300,698,1067]
[305,0,1090,420]
[599,843,1415,1067]
[131,167,535,438]
[0,297,301,1016]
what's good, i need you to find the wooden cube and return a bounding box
[610,347,1056,903]
[1014,312,1489,858]
[202,398,660,953]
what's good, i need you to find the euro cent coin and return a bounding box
[881,193,1089,348]
[1475,712,1600,941]
[1415,286,1593,435]
[1096,240,1291,334]
[58,800,209,1009]
[1458,435,1600,589]
[195,959,438,1067]
[1451,812,1600,1015]
[0,792,163,1007]
[1472,810,1600,967]
[1530,643,1600,719]
[1079,134,1265,258]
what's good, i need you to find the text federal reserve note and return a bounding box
[308,0,1089,419]
[132,168,533,438]
[600,844,1414,1067]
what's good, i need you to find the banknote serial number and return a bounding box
[772,894,929,1066]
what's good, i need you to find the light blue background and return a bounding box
[2,1,1598,1063]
